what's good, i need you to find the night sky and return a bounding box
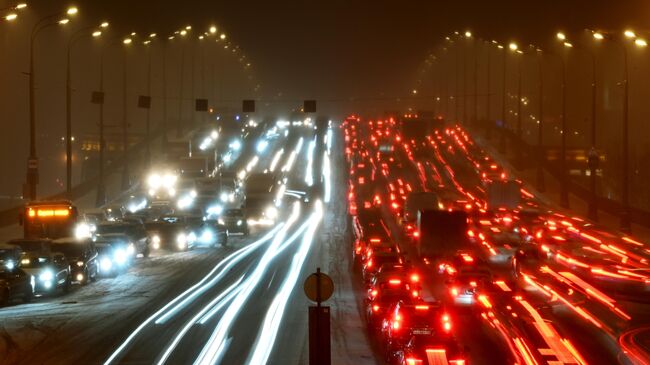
[0,0,649,198]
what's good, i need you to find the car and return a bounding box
[394,334,466,365]
[20,250,71,294]
[366,280,418,331]
[369,263,421,291]
[145,215,199,251]
[381,301,461,364]
[219,208,249,236]
[195,219,228,247]
[52,238,99,285]
[95,221,151,257]
[95,242,130,277]
[0,244,34,305]
[363,252,404,282]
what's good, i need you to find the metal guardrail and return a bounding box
[0,125,171,228]
[484,123,650,229]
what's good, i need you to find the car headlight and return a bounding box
[76,261,84,267]
[100,257,113,272]
[152,235,161,250]
[177,233,187,249]
[201,229,214,243]
[114,248,128,265]
[188,232,197,243]
[4,260,15,270]
[237,220,242,226]
[218,219,225,225]
[127,243,136,256]
[265,206,278,220]
[39,270,54,282]
[75,223,92,239]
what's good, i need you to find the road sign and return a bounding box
[309,306,331,365]
[195,99,208,112]
[304,100,316,113]
[243,99,255,112]
[304,268,334,303]
[138,95,151,109]
[91,91,104,104]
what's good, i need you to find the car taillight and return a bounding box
[412,290,419,298]
[389,279,401,285]
[449,360,466,365]
[410,273,420,283]
[413,231,420,238]
[406,358,423,365]
[392,320,401,330]
[450,287,459,297]
[371,289,378,297]
[372,304,380,312]
[442,313,452,332]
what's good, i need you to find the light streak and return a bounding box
[103,224,285,364]
[247,201,323,364]
[193,203,302,365]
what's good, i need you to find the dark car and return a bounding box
[366,281,417,331]
[145,214,199,251]
[52,238,98,285]
[20,251,71,294]
[0,244,34,305]
[195,219,228,247]
[95,221,150,258]
[219,208,249,236]
[95,241,131,277]
[381,301,458,363]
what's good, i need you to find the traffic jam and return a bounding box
[343,114,650,365]
[0,116,330,309]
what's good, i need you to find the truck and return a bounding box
[414,210,469,259]
[485,180,521,211]
[178,157,208,179]
[244,173,279,223]
[400,111,444,141]
[402,192,440,227]
[20,200,79,240]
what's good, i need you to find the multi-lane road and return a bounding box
[1,114,650,365]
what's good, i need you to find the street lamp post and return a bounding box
[515,49,523,169]
[486,42,493,138]
[65,23,107,197]
[555,33,571,208]
[120,36,134,191]
[535,49,546,192]
[25,7,78,201]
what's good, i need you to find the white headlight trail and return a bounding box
[323,151,332,203]
[193,202,302,365]
[247,201,323,365]
[269,148,284,172]
[305,137,316,187]
[103,224,284,365]
[156,275,245,365]
[156,224,284,325]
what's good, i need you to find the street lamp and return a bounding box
[554,35,572,208]
[65,22,108,197]
[593,29,646,232]
[25,6,78,200]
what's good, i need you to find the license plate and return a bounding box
[412,329,431,335]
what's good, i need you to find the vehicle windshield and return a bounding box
[53,244,84,258]
[96,224,132,235]
[21,255,50,268]
[223,210,242,217]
